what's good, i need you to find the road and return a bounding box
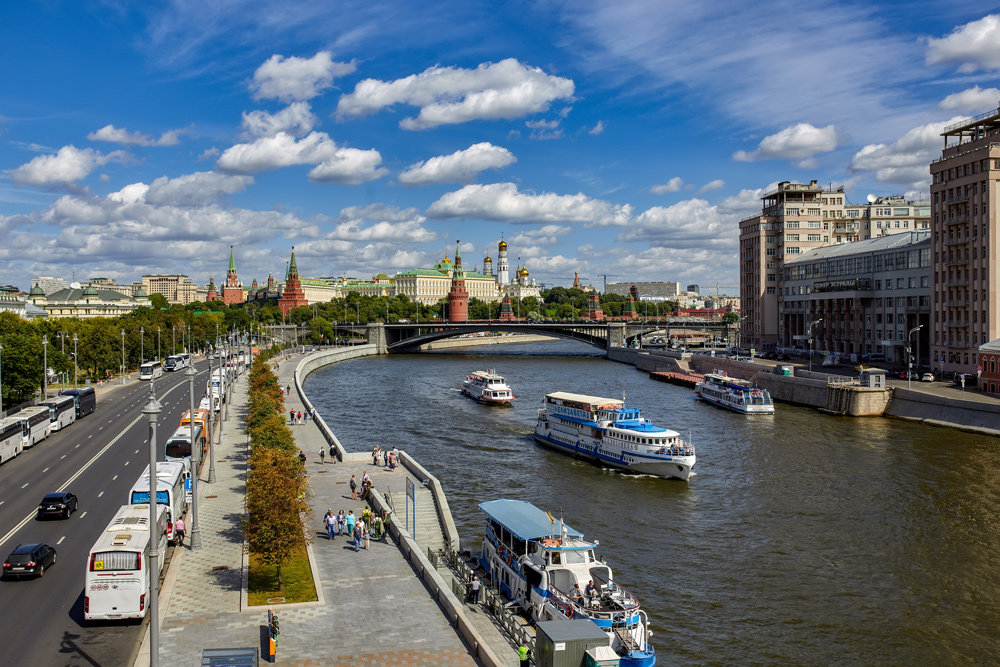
[0,363,212,667]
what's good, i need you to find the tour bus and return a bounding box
[40,395,76,431]
[0,418,23,464]
[180,408,212,446]
[19,406,51,448]
[199,394,221,413]
[163,423,205,461]
[84,503,167,622]
[128,462,189,543]
[61,387,97,418]
[164,355,178,372]
[139,361,163,381]
[208,369,226,403]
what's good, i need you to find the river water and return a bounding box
[304,341,1000,665]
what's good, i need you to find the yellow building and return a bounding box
[395,254,499,305]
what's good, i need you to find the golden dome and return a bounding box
[518,266,529,277]
[498,238,507,251]
[484,255,492,262]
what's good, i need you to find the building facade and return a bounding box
[979,338,1000,395]
[929,106,1000,376]
[28,284,150,318]
[395,252,498,305]
[141,274,199,304]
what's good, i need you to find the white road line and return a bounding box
[112,475,118,481]
[20,483,28,489]
[56,536,65,545]
[134,449,139,454]
[60,454,66,460]
[0,501,4,506]
[42,467,49,473]
[97,491,104,498]
[79,512,86,518]
[123,461,129,466]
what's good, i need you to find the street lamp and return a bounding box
[72,333,78,390]
[42,335,48,400]
[186,364,201,548]
[57,332,66,389]
[140,326,145,365]
[172,326,176,356]
[807,319,823,373]
[157,326,161,362]
[140,381,162,667]
[907,325,923,390]
[121,329,126,385]
[0,342,4,417]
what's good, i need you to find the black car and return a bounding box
[3,544,56,579]
[37,492,78,519]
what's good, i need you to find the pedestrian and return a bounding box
[310,407,316,421]
[298,450,306,465]
[336,510,346,536]
[286,384,291,395]
[174,517,186,546]
[319,447,326,464]
[289,409,295,425]
[363,519,370,550]
[353,518,364,552]
[350,474,358,500]
[329,445,336,462]
[345,510,355,539]
[471,574,481,603]
[298,410,303,424]
[518,644,531,667]
[323,509,335,540]
[372,445,379,466]
[373,513,384,541]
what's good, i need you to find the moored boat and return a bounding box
[694,371,775,414]
[462,370,514,405]
[479,499,655,667]
[534,392,695,481]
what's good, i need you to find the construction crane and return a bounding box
[713,282,739,297]
[597,273,620,293]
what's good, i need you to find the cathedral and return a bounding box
[481,234,541,300]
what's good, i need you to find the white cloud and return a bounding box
[217,131,386,183]
[927,14,1000,73]
[250,51,356,102]
[325,204,437,242]
[588,120,605,135]
[850,117,965,187]
[307,148,388,184]
[732,123,837,165]
[241,102,317,138]
[939,85,1000,112]
[509,225,572,246]
[398,142,516,186]
[7,145,127,186]
[198,147,220,161]
[624,199,738,249]
[717,187,771,219]
[88,124,186,147]
[145,171,254,207]
[697,179,724,194]
[650,177,684,194]
[426,182,632,226]
[336,58,574,130]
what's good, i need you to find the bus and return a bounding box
[163,423,204,461]
[139,361,163,381]
[18,406,51,448]
[208,369,226,403]
[40,395,76,431]
[180,408,212,446]
[0,418,23,463]
[164,355,179,372]
[84,503,167,622]
[128,462,189,543]
[61,387,97,418]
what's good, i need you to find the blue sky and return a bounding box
[1,1,998,294]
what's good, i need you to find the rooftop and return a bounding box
[786,231,930,264]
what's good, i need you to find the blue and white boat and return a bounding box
[479,499,655,667]
[534,391,695,481]
[694,371,775,414]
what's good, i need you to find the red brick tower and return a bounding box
[278,247,308,317]
[624,295,638,319]
[498,295,516,322]
[206,275,219,302]
[222,245,244,305]
[586,293,605,321]
[447,241,469,322]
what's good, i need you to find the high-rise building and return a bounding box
[32,276,68,295]
[930,106,1000,375]
[141,274,199,304]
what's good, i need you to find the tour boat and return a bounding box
[479,499,655,667]
[694,371,775,414]
[462,370,514,405]
[534,392,695,481]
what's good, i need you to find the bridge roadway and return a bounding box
[0,362,211,667]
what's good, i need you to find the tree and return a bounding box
[149,293,169,310]
[0,313,43,405]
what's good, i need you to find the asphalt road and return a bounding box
[0,363,212,667]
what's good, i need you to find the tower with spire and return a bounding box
[222,245,244,305]
[496,234,509,286]
[447,241,469,322]
[278,246,308,316]
[206,275,219,302]
[586,292,605,321]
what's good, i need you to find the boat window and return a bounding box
[550,552,561,565]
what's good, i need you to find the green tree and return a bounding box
[149,293,169,310]
[0,312,43,404]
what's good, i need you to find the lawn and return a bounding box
[247,542,318,605]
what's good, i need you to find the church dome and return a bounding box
[28,283,45,297]
[498,239,507,251]
[81,285,99,297]
[518,266,529,277]
[483,254,492,262]
[133,287,148,298]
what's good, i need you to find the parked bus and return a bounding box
[199,394,221,413]
[0,418,23,463]
[128,462,189,543]
[61,387,97,418]
[18,406,51,448]
[180,408,212,446]
[84,503,167,622]
[163,423,204,461]
[40,395,76,431]
[164,355,179,372]
[139,361,163,381]
[208,369,226,403]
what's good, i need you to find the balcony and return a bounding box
[945,321,969,328]
[944,237,969,247]
[946,216,970,226]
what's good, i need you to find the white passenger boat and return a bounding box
[462,370,514,405]
[479,499,655,667]
[534,392,695,481]
[694,371,775,414]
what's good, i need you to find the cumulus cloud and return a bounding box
[509,225,572,246]
[88,124,186,147]
[650,177,684,194]
[850,117,965,187]
[732,123,837,166]
[307,148,389,184]
[697,179,725,194]
[336,58,574,130]
[145,171,254,207]
[927,14,1000,73]
[426,182,632,226]
[940,85,1000,112]
[624,199,738,249]
[241,102,317,138]
[588,120,605,135]
[217,131,386,183]
[397,142,515,186]
[7,145,128,186]
[250,51,356,102]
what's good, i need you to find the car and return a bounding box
[921,373,935,382]
[3,543,56,579]
[896,371,909,379]
[37,492,78,519]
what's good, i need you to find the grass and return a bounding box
[247,542,318,605]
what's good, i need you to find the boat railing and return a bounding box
[589,570,641,612]
[549,577,639,622]
[651,444,695,457]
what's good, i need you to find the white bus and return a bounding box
[208,369,226,402]
[0,418,23,464]
[164,355,180,372]
[84,503,167,622]
[19,406,51,448]
[40,395,76,431]
[163,423,205,462]
[128,462,189,543]
[139,361,164,381]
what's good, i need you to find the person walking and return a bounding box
[336,510,346,536]
[323,509,335,540]
[471,574,481,603]
[350,474,358,500]
[352,518,364,552]
[345,510,355,540]
[174,517,186,546]
[289,409,295,425]
[319,447,326,464]
[329,445,336,462]
[518,643,531,667]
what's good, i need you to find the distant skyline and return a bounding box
[1,2,998,293]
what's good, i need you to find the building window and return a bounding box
[807,234,821,242]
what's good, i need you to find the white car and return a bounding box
[921,373,935,382]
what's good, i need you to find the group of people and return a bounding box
[289,409,310,425]
[323,506,388,552]
[371,445,399,471]
[349,471,374,501]
[464,574,482,604]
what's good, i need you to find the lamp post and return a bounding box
[157,326,161,362]
[140,326,145,365]
[141,381,161,667]
[208,344,218,483]
[121,329,126,384]
[172,326,176,356]
[186,364,201,548]
[57,332,66,389]
[72,333,78,390]
[807,318,823,373]
[907,324,923,390]
[0,342,4,417]
[42,335,48,400]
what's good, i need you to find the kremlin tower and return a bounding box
[586,293,605,321]
[206,275,218,302]
[498,295,516,322]
[222,245,244,306]
[278,247,308,317]
[446,241,469,322]
[497,234,509,286]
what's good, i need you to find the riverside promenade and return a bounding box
[137,350,516,666]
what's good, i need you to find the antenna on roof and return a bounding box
[866,193,876,204]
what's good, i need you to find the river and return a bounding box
[303,340,1000,664]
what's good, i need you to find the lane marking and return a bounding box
[97,491,104,498]
[79,512,86,518]
[134,449,139,454]
[60,455,66,460]
[20,483,28,489]
[56,536,65,545]
[123,461,129,466]
[112,475,118,481]
[42,467,49,473]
